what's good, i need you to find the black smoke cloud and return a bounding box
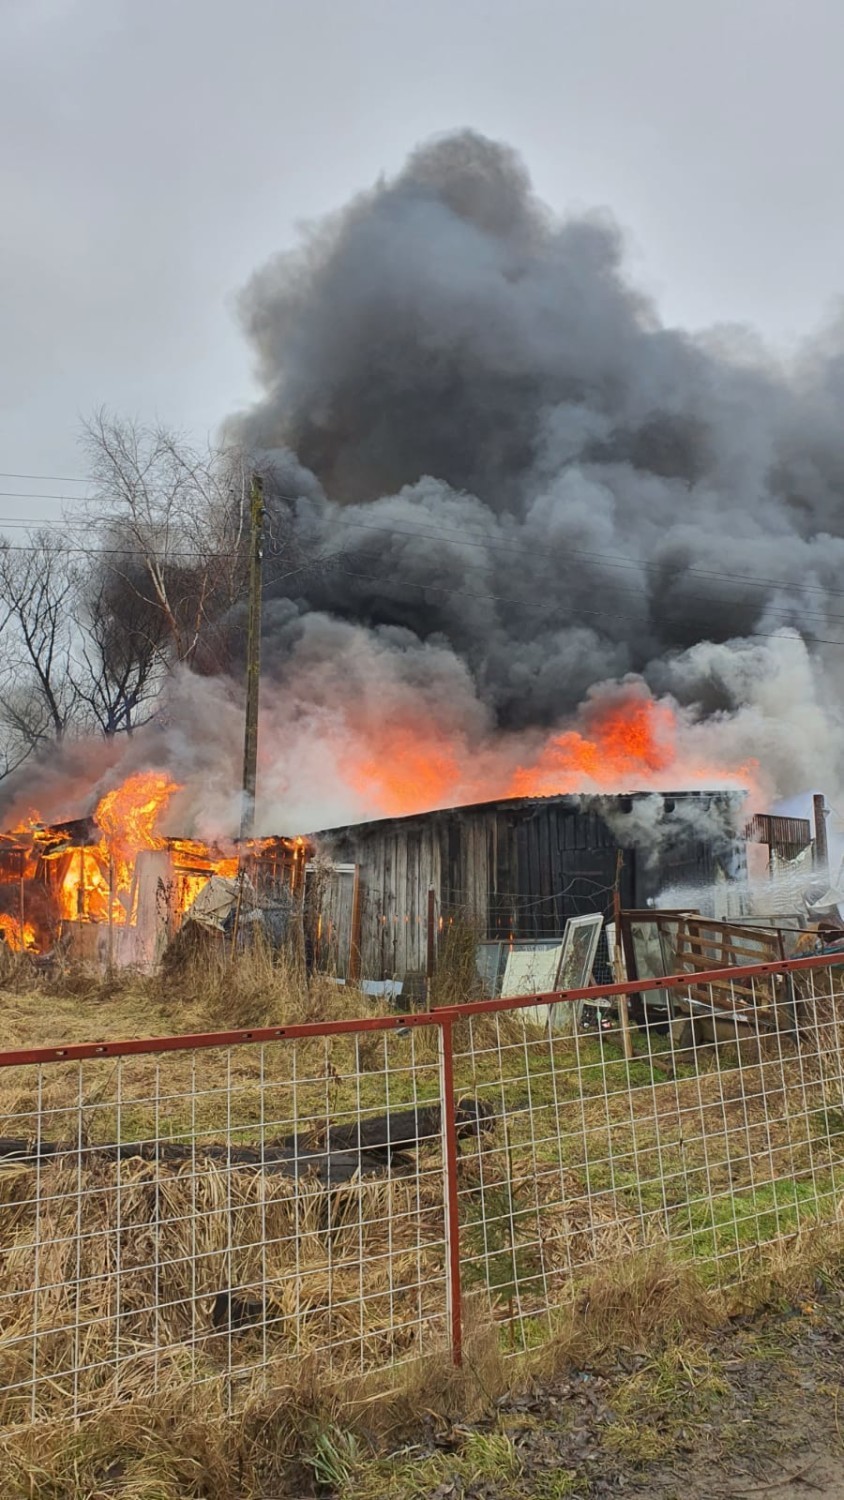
[229,129,844,754]
[6,128,844,837]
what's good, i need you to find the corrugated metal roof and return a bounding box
[314,788,746,840]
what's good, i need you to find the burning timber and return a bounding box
[0,808,306,968]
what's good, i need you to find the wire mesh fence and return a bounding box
[0,1020,450,1424]
[0,953,842,1426]
[455,959,844,1350]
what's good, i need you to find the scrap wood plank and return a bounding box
[677,934,781,963]
[675,949,775,994]
[670,917,782,1018]
[679,937,781,963]
[672,918,782,965]
[688,982,757,1013]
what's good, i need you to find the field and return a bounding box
[0,952,842,1496]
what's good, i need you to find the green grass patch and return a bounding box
[679,1175,833,1265]
[343,1427,522,1500]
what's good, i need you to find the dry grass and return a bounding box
[541,1248,721,1372]
[0,1152,450,1428]
[0,1322,508,1499]
[430,915,485,1008]
[0,961,843,1492]
[0,940,385,1045]
[0,1239,840,1499]
[154,927,354,1029]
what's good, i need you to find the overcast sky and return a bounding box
[2,0,844,509]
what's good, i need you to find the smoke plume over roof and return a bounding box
[215,129,844,826]
[8,129,844,838]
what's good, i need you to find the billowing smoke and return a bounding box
[223,128,844,822]
[7,128,844,836]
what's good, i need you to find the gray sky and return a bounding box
[2,0,843,501]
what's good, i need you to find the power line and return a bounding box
[0,472,90,484]
[1,517,843,641]
[0,468,841,603]
[321,559,844,631]
[308,542,844,633]
[0,491,90,502]
[0,541,239,560]
[2,491,844,608]
[0,518,820,630]
[313,514,844,604]
[330,562,844,649]
[0,505,836,616]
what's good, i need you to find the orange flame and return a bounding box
[341,696,756,818]
[0,914,37,952]
[509,697,678,797]
[56,848,112,924]
[8,809,43,841]
[1,771,308,957]
[347,730,462,818]
[94,772,181,913]
[96,771,180,854]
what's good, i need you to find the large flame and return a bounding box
[507,697,755,798]
[341,695,756,819]
[345,729,463,819]
[95,772,180,897]
[96,771,179,854]
[0,691,758,959]
[0,770,308,959]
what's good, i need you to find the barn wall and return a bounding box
[316,793,745,982]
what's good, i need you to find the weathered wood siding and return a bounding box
[316,793,745,981]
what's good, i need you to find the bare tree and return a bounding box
[0,534,79,763]
[81,410,250,673]
[69,567,165,736]
[0,415,255,782]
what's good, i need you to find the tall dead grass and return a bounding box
[0,929,381,1035]
[0,1154,450,1423]
[430,913,485,1009]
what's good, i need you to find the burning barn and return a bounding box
[308,790,749,985]
[1,771,808,987]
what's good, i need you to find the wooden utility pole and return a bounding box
[613,850,634,1060]
[813,793,829,879]
[240,474,265,843]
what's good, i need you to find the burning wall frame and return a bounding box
[0,821,308,966]
[1,787,752,977]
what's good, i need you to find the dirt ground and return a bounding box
[344,1281,844,1500]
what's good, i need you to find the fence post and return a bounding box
[438,1016,463,1366]
[426,886,436,1009]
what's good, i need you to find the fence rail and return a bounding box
[0,951,842,1425]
